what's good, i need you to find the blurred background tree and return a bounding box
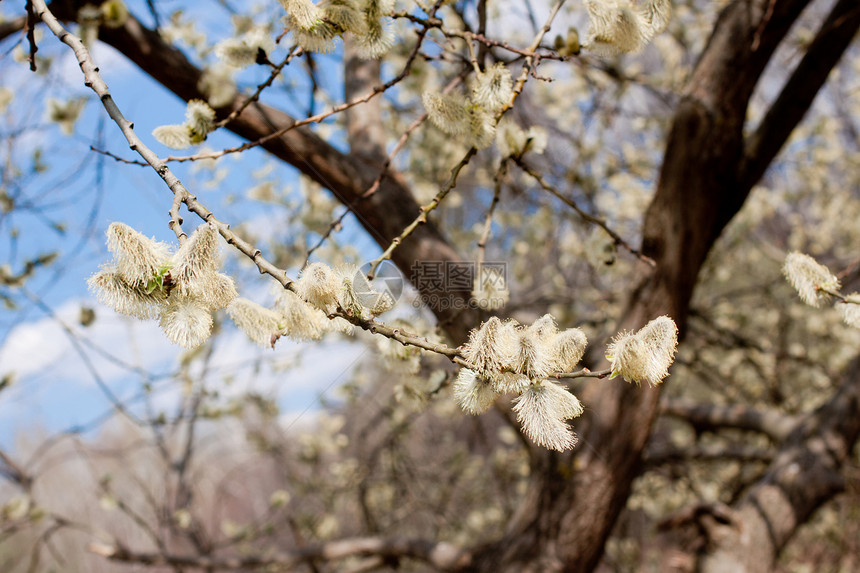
[0,0,859,571]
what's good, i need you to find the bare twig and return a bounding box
[367,0,567,276]
[25,1,38,71]
[164,22,434,164]
[214,46,302,129]
[514,157,657,267]
[89,536,472,570]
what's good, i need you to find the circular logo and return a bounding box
[356,260,404,312]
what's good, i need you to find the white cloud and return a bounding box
[0,298,177,385]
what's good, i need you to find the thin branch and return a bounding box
[476,159,508,267]
[367,0,567,276]
[644,442,775,466]
[25,1,38,71]
[514,157,656,267]
[88,145,148,166]
[660,398,799,442]
[740,0,860,188]
[164,21,434,164]
[89,536,471,570]
[366,147,478,278]
[214,46,302,129]
[393,12,568,61]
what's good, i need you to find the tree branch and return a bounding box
[739,0,860,188]
[660,398,799,442]
[700,353,860,573]
[644,442,774,467]
[90,536,471,570]
[0,15,26,43]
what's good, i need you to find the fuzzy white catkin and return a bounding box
[227,298,282,348]
[513,382,583,451]
[214,28,274,68]
[185,99,216,142]
[637,315,678,382]
[295,262,343,313]
[550,328,588,372]
[454,369,497,414]
[423,92,470,138]
[105,222,171,288]
[293,23,339,54]
[164,223,237,312]
[462,316,507,376]
[492,372,530,394]
[325,0,365,34]
[472,63,513,113]
[356,17,394,59]
[153,124,192,149]
[639,0,672,38]
[467,104,496,150]
[606,331,649,382]
[528,314,558,343]
[606,315,678,385]
[362,0,396,58]
[159,296,213,348]
[583,0,670,56]
[215,38,258,67]
[783,252,840,307]
[88,269,164,319]
[509,329,553,380]
[276,290,329,340]
[279,0,323,31]
[838,294,860,329]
